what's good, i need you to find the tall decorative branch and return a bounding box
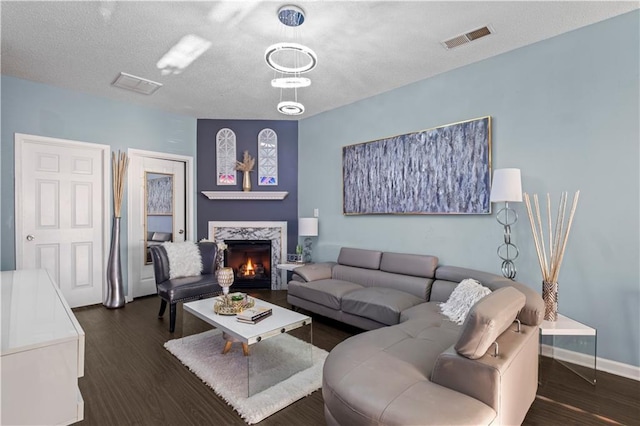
[524,191,579,283]
[111,151,129,217]
[235,150,255,172]
[523,191,580,321]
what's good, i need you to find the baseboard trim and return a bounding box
[541,344,640,381]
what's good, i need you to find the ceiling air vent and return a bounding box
[442,25,493,50]
[111,72,162,95]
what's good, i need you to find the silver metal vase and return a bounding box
[542,280,558,321]
[104,216,125,308]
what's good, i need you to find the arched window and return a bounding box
[258,128,278,186]
[216,128,236,185]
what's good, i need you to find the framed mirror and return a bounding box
[145,172,174,264]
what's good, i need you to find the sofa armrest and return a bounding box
[290,273,305,283]
[431,323,539,425]
[431,346,501,411]
[292,262,335,282]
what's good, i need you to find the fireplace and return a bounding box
[225,240,272,289]
[208,221,288,290]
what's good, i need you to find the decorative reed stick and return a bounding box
[111,151,129,218]
[523,191,580,283]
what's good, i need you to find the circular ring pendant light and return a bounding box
[277,101,305,115]
[265,42,317,74]
[271,77,311,88]
[269,5,313,116]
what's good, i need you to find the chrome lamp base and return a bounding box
[496,202,519,280]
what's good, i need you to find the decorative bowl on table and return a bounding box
[213,293,254,315]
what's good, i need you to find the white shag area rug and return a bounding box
[164,329,328,424]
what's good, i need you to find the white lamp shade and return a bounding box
[298,217,318,236]
[490,168,522,202]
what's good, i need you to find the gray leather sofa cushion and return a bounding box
[332,265,433,300]
[324,375,496,426]
[435,265,544,326]
[380,252,438,278]
[429,279,460,303]
[332,264,379,284]
[341,288,424,325]
[455,287,526,359]
[287,279,363,310]
[399,301,460,333]
[337,247,382,269]
[436,265,508,287]
[322,320,495,425]
[288,295,389,331]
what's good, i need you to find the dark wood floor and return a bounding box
[73,291,639,425]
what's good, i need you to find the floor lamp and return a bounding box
[298,217,318,263]
[490,168,522,279]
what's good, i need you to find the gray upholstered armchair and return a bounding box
[149,241,221,332]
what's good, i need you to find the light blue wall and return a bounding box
[298,11,639,367]
[1,76,198,296]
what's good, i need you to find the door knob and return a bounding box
[178,229,184,234]
[26,235,35,241]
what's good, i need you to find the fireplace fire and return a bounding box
[243,258,255,276]
[224,240,271,289]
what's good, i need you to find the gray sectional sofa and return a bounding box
[287,247,545,425]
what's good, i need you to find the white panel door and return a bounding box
[15,134,107,308]
[129,155,186,298]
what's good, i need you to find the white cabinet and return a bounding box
[1,269,85,425]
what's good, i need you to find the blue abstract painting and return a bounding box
[343,116,491,215]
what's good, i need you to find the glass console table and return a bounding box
[539,313,597,385]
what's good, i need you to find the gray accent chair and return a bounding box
[149,241,221,332]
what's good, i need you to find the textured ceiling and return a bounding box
[1,1,637,120]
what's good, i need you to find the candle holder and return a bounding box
[217,266,235,295]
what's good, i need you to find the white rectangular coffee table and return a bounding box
[183,297,313,396]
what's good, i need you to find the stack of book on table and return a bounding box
[237,306,272,324]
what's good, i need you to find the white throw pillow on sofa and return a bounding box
[163,241,203,279]
[440,278,491,324]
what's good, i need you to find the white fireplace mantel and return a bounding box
[202,191,288,200]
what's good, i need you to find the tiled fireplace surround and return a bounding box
[208,221,288,290]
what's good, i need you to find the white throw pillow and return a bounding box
[440,278,492,325]
[163,241,203,279]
